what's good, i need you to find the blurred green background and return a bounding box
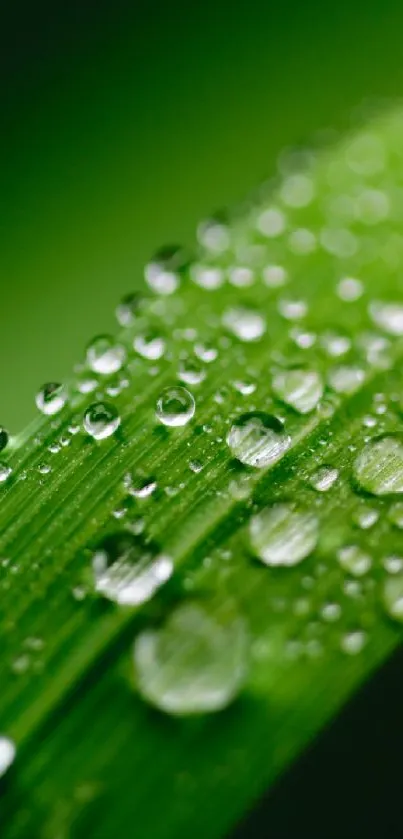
[2,0,403,431]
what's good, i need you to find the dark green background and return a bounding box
[2,0,403,431]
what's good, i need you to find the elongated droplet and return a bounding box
[227,412,290,469]
[249,503,318,566]
[83,402,121,440]
[92,533,173,606]
[36,383,67,416]
[133,601,248,715]
[156,386,195,427]
[353,436,403,495]
[272,368,323,414]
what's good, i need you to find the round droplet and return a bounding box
[278,298,308,320]
[145,245,188,295]
[256,207,286,238]
[262,264,288,288]
[280,174,314,208]
[0,427,9,452]
[226,412,290,469]
[249,503,319,567]
[191,264,224,290]
[272,368,323,414]
[83,402,121,440]
[328,366,365,394]
[134,331,166,360]
[340,630,367,655]
[0,462,12,483]
[36,383,67,416]
[115,292,145,327]
[86,335,126,375]
[309,465,339,492]
[197,217,230,253]
[156,386,195,427]
[368,301,403,336]
[337,545,372,577]
[353,436,403,496]
[388,502,403,529]
[194,341,218,363]
[336,277,363,301]
[320,602,341,622]
[0,736,16,778]
[92,533,172,606]
[177,358,206,386]
[222,307,266,342]
[133,601,248,715]
[383,574,403,622]
[124,472,157,499]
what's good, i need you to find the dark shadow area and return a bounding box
[231,644,403,839]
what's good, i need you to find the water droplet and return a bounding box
[256,207,286,238]
[383,556,403,575]
[222,306,266,342]
[191,264,224,290]
[337,276,363,301]
[272,368,323,414]
[340,630,367,655]
[328,365,365,394]
[83,402,121,440]
[231,379,256,396]
[287,228,317,254]
[383,574,403,622]
[369,301,403,336]
[115,292,145,327]
[0,736,16,778]
[262,265,288,288]
[0,427,9,452]
[249,503,318,567]
[278,298,308,320]
[355,189,389,225]
[310,465,339,492]
[226,412,290,469]
[337,545,372,577]
[320,602,341,622]
[320,228,357,258]
[388,502,403,528]
[353,436,403,495]
[280,174,314,207]
[156,386,195,427]
[193,341,218,363]
[133,601,248,715]
[36,383,67,416]
[320,330,351,357]
[228,266,254,288]
[346,133,385,176]
[145,245,188,295]
[0,462,12,483]
[352,506,379,529]
[189,459,203,474]
[123,472,157,499]
[86,335,126,375]
[134,331,166,360]
[92,533,173,606]
[198,217,230,253]
[177,358,206,386]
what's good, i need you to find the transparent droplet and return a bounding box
[250,503,318,567]
[231,379,256,396]
[369,301,403,336]
[328,365,365,394]
[226,412,290,469]
[156,386,195,427]
[320,330,351,357]
[262,265,288,288]
[272,368,323,414]
[388,502,403,529]
[177,358,206,386]
[383,556,403,575]
[310,465,339,492]
[191,264,224,290]
[353,436,403,495]
[123,472,157,499]
[115,292,145,327]
[189,459,203,474]
[193,341,218,363]
[36,383,67,416]
[83,402,121,440]
[336,277,363,301]
[320,602,341,622]
[337,545,372,577]
[0,462,12,483]
[228,266,254,288]
[197,217,230,253]
[92,533,173,606]
[0,736,16,778]
[222,306,266,342]
[340,630,367,655]
[383,574,403,622]
[134,331,166,360]
[0,427,9,452]
[86,335,126,375]
[145,245,188,295]
[256,207,286,238]
[133,601,248,715]
[278,298,308,320]
[352,506,379,529]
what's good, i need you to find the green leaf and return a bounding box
[2,107,403,839]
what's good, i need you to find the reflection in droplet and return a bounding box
[353,436,403,495]
[92,533,173,606]
[226,412,290,468]
[249,503,318,567]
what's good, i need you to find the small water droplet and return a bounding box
[249,503,319,567]
[194,341,218,363]
[177,358,206,386]
[272,368,323,414]
[115,292,145,327]
[0,736,16,778]
[355,189,389,225]
[383,573,403,621]
[222,306,266,342]
[287,228,317,254]
[280,174,314,207]
[228,266,254,288]
[226,412,290,468]
[337,545,372,577]
[231,379,256,396]
[124,472,157,499]
[83,402,121,440]
[0,462,12,483]
[156,387,195,427]
[134,331,166,360]
[278,298,308,320]
[328,366,365,394]
[352,506,379,529]
[133,601,248,715]
[145,245,188,295]
[388,502,403,528]
[189,459,203,473]
[191,264,224,290]
[309,465,339,492]
[353,436,403,495]
[346,133,385,176]
[36,383,67,416]
[198,217,230,253]
[369,301,403,336]
[92,533,173,606]
[0,427,9,452]
[262,264,288,288]
[256,207,286,238]
[340,630,367,655]
[86,335,126,375]
[320,602,341,622]
[383,556,403,574]
[320,330,351,357]
[336,276,363,301]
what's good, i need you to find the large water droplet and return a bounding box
[369,301,403,336]
[133,601,248,715]
[337,545,372,577]
[222,307,266,342]
[92,533,172,606]
[83,402,121,440]
[249,503,319,566]
[86,335,126,375]
[145,245,188,295]
[272,368,323,414]
[0,736,16,778]
[383,574,403,622]
[156,386,195,427]
[353,436,403,495]
[226,412,290,468]
[36,383,67,416]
